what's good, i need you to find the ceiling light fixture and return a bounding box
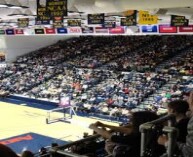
[7,0,29,9]
[0,0,8,7]
[7,9,25,16]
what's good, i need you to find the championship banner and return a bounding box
[103,21,116,28]
[179,26,193,32]
[138,11,158,25]
[6,29,15,35]
[34,28,45,34]
[171,15,189,27]
[82,27,94,33]
[18,18,29,28]
[36,0,50,25]
[121,10,137,26]
[88,13,105,25]
[67,19,81,27]
[46,0,67,18]
[15,29,24,35]
[141,25,158,33]
[0,30,5,35]
[105,16,116,22]
[159,25,177,33]
[53,17,64,28]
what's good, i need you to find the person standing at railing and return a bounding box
[158,92,193,157]
[177,92,193,157]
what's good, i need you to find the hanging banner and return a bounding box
[17,18,29,28]
[57,28,68,34]
[171,15,189,27]
[138,11,158,25]
[6,29,15,35]
[82,27,94,33]
[88,13,105,25]
[46,0,67,18]
[67,19,81,27]
[121,10,137,26]
[109,26,125,34]
[35,28,45,34]
[159,25,177,33]
[179,26,193,32]
[105,16,116,22]
[0,30,5,35]
[45,28,56,34]
[141,25,158,33]
[15,29,24,35]
[53,17,64,28]
[103,21,116,28]
[36,0,50,25]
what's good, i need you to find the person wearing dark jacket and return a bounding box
[158,93,193,157]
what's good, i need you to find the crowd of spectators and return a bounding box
[74,72,171,119]
[146,76,193,113]
[0,35,193,120]
[158,48,193,75]
[102,36,192,72]
[66,36,154,68]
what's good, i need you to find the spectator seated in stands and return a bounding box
[0,89,9,98]
[89,111,159,157]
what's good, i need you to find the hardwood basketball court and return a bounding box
[0,101,117,143]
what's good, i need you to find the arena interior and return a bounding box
[0,0,193,157]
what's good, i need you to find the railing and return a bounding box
[140,114,178,157]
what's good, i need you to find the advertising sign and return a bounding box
[68,27,82,34]
[57,28,68,34]
[95,27,109,33]
[45,28,56,34]
[109,26,125,34]
[141,25,158,33]
[159,25,177,33]
[6,29,15,35]
[179,26,193,32]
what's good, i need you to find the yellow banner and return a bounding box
[138,11,158,25]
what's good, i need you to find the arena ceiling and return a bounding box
[0,0,193,27]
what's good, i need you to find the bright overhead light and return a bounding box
[0,4,8,7]
[8,5,22,9]
[0,0,8,7]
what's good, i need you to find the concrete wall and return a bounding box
[4,35,78,62]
